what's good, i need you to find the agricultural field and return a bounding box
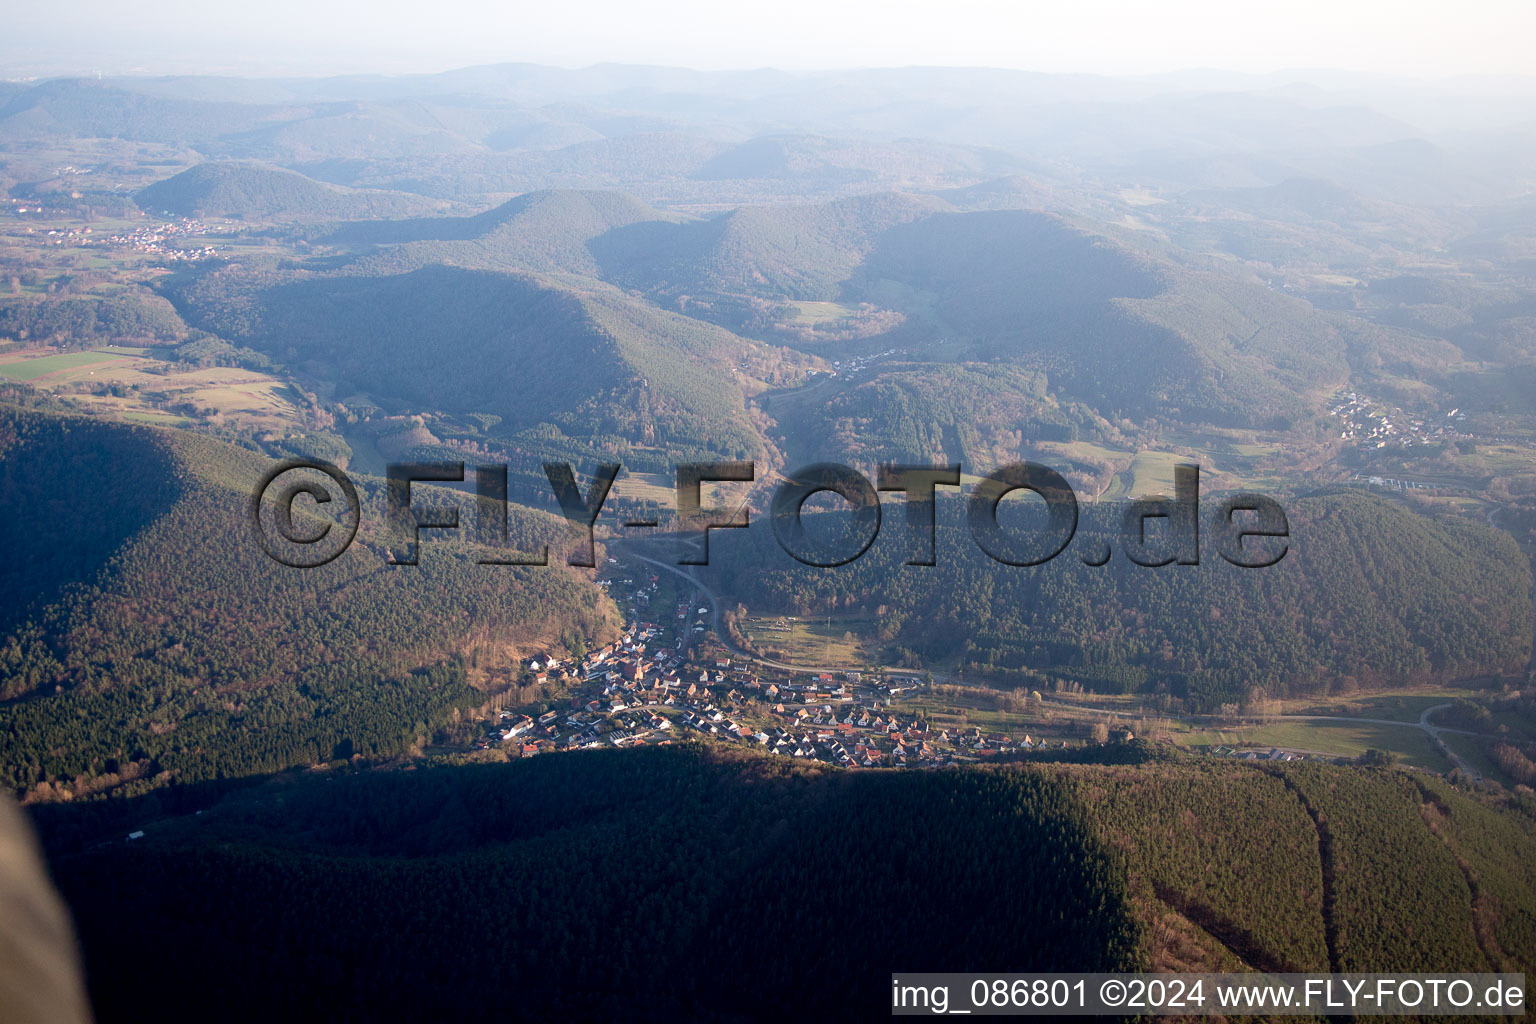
[740,614,875,665]
[1088,440,1284,498]
[901,696,1061,736]
[786,300,863,325]
[1038,687,1484,769]
[1176,718,1446,770]
[0,347,143,381]
[1118,186,1165,207]
[120,410,193,426]
[1099,450,1193,499]
[1281,689,1476,723]
[0,345,307,431]
[106,371,302,427]
[613,470,680,508]
[1461,443,1536,474]
[1036,440,1132,465]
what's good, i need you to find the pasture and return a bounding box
[1176,718,1446,770]
[740,614,874,667]
[0,348,137,381]
[0,346,307,431]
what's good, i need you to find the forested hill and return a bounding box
[589,190,948,302]
[840,209,1351,429]
[705,490,1533,709]
[167,262,815,466]
[135,162,448,221]
[324,188,678,277]
[0,405,620,801]
[34,745,1536,1021]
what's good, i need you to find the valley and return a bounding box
[1,55,1534,1021]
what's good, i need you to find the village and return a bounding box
[466,568,1110,770]
[456,560,1387,775]
[93,217,221,260]
[1329,387,1464,453]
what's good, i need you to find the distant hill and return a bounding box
[578,197,1349,430]
[691,133,1023,187]
[167,263,817,466]
[592,191,949,302]
[0,405,620,800]
[484,119,604,151]
[175,188,1356,436]
[212,99,487,162]
[936,173,1059,210]
[272,132,730,203]
[325,188,678,277]
[135,162,446,221]
[844,208,1350,427]
[0,79,280,145]
[1188,177,1375,223]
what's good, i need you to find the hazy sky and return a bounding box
[4,0,1533,79]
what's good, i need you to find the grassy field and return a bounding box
[786,301,862,325]
[1119,187,1165,208]
[1280,689,1475,723]
[946,685,1497,771]
[1465,443,1536,474]
[120,410,192,426]
[741,615,874,665]
[899,696,1035,735]
[1177,718,1447,769]
[612,471,758,518]
[1033,441,1128,500]
[0,349,135,381]
[4,345,309,431]
[614,471,678,508]
[1038,440,1132,462]
[889,686,1141,743]
[1099,451,1192,499]
[1230,442,1280,457]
